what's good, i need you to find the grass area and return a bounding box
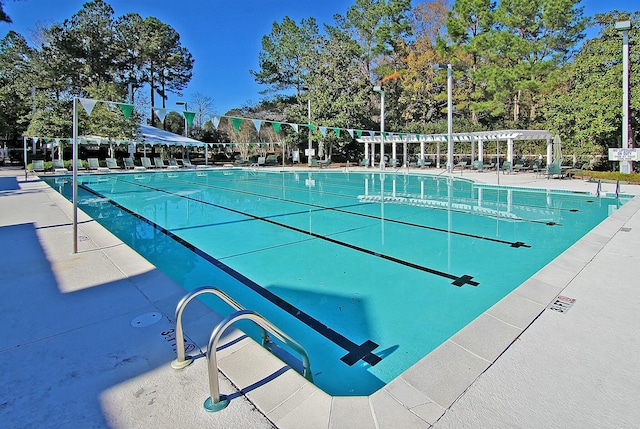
[570,168,640,184]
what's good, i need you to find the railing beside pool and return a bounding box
[171,286,313,412]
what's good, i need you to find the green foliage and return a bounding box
[543,11,640,157]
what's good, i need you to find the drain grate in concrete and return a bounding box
[620,227,632,232]
[548,295,576,314]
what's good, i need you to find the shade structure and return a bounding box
[139,124,207,147]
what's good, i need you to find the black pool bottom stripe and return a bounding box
[78,184,382,367]
[115,177,480,287]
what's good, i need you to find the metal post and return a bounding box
[72,97,79,253]
[615,20,632,173]
[374,86,385,170]
[307,97,312,165]
[446,64,453,176]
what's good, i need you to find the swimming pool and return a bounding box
[44,169,626,395]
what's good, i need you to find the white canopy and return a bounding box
[139,124,207,147]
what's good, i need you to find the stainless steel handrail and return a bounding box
[171,286,253,369]
[204,309,313,412]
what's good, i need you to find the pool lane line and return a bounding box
[155,175,533,249]
[106,177,481,287]
[77,183,383,367]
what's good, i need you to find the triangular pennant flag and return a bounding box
[154,108,168,122]
[252,119,262,131]
[356,130,363,138]
[55,138,60,144]
[398,133,403,139]
[117,103,134,119]
[79,98,98,116]
[184,111,195,126]
[319,126,327,136]
[271,122,282,134]
[306,123,315,131]
[231,117,243,131]
[347,129,354,138]
[333,128,340,138]
[212,116,221,129]
[290,123,299,133]
[368,130,375,137]
[383,132,388,138]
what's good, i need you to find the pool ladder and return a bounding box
[171,286,313,412]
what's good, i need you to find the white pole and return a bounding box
[72,97,79,253]
[621,26,631,173]
[380,90,385,170]
[307,97,312,165]
[447,64,453,176]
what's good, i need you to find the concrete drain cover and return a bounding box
[548,296,576,314]
[131,312,162,327]
[620,227,632,232]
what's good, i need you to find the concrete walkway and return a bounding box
[1,165,639,428]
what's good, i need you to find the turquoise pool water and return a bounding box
[44,170,626,395]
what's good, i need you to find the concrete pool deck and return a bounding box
[1,165,639,428]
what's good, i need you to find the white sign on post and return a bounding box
[608,148,640,161]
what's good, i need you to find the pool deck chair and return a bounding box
[319,158,332,169]
[471,160,484,171]
[182,158,196,169]
[167,158,180,169]
[501,161,512,174]
[123,157,136,170]
[359,158,369,167]
[265,155,278,166]
[30,160,45,175]
[88,158,109,173]
[52,159,69,174]
[141,157,154,169]
[154,157,168,168]
[105,158,120,170]
[512,163,525,173]
[546,161,564,179]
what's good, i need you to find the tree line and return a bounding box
[1,0,638,167]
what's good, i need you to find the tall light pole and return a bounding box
[434,64,453,175]
[373,85,385,170]
[615,20,632,173]
[176,101,188,137]
[308,96,312,165]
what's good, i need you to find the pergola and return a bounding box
[357,129,555,168]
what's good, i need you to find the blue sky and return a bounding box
[2,0,636,115]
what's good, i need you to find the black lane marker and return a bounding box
[113,177,480,287]
[78,183,382,367]
[164,175,532,249]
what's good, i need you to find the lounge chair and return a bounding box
[359,158,369,167]
[453,161,467,172]
[105,158,120,170]
[182,158,196,169]
[264,155,278,166]
[310,158,320,167]
[52,159,69,173]
[154,157,167,168]
[483,162,495,170]
[88,158,109,173]
[318,158,331,169]
[512,163,525,173]
[167,158,180,169]
[30,159,45,174]
[123,157,136,170]
[471,160,483,171]
[141,157,154,169]
[546,161,563,179]
[234,157,247,166]
[501,161,512,174]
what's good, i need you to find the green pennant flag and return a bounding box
[117,103,134,119]
[231,117,243,131]
[398,133,404,139]
[333,128,340,138]
[356,129,363,137]
[306,123,315,131]
[382,132,387,138]
[271,122,282,134]
[184,111,196,127]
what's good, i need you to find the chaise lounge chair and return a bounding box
[105,158,120,170]
[167,158,180,169]
[88,158,109,173]
[141,157,154,169]
[52,159,69,174]
[154,157,167,168]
